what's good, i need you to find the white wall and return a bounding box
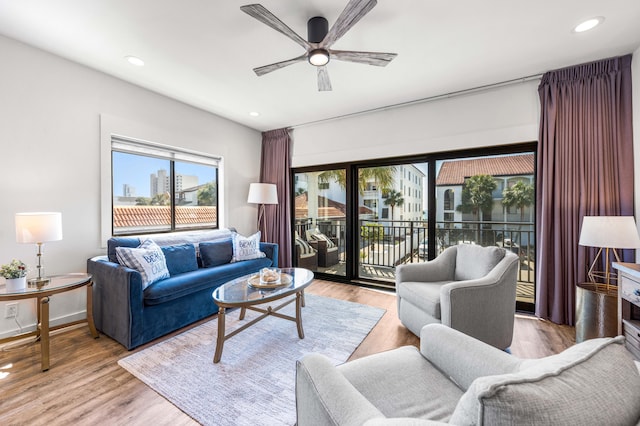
[291,80,540,167]
[0,35,262,337]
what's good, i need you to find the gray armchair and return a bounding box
[296,324,640,426]
[396,244,518,349]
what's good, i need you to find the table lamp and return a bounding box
[247,183,278,235]
[578,216,640,290]
[15,212,63,287]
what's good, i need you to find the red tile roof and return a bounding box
[295,193,374,219]
[113,205,217,228]
[436,154,534,185]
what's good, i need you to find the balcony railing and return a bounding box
[295,218,535,303]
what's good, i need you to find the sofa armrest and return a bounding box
[419,324,522,391]
[296,353,385,426]
[395,247,457,284]
[87,255,144,350]
[259,242,278,267]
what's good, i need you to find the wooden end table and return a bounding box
[211,268,314,363]
[0,273,99,371]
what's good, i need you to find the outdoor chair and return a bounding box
[295,236,318,270]
[306,229,339,267]
[396,244,519,350]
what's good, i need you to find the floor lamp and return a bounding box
[247,183,278,239]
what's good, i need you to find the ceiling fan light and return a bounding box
[308,49,330,66]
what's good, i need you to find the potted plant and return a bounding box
[1,259,28,292]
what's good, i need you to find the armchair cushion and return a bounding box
[454,244,505,281]
[450,335,640,425]
[397,281,447,320]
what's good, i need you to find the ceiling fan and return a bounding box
[240,0,397,91]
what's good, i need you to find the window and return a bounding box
[318,182,330,190]
[111,136,220,235]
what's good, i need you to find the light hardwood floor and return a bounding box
[0,280,574,425]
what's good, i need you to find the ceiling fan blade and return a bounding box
[317,66,332,91]
[330,50,397,66]
[320,0,377,48]
[253,54,307,76]
[241,4,310,51]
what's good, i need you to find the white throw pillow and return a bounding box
[115,239,170,289]
[231,231,266,262]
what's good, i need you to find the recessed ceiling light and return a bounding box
[573,17,604,33]
[125,56,145,66]
[249,111,260,117]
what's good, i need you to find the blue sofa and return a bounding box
[87,230,278,350]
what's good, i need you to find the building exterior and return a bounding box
[435,153,535,245]
[150,169,199,197]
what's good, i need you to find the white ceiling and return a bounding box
[1,0,640,132]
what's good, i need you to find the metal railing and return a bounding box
[294,217,535,288]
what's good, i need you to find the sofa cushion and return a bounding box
[115,239,170,289]
[200,239,233,267]
[231,232,266,262]
[143,256,274,305]
[108,237,140,263]
[454,245,505,281]
[161,243,198,276]
[450,336,640,425]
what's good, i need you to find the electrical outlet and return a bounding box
[5,303,18,319]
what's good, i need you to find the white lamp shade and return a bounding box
[578,216,640,248]
[15,212,63,243]
[247,183,278,205]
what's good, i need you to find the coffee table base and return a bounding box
[213,291,304,363]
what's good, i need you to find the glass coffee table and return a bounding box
[211,267,314,363]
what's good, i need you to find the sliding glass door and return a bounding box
[291,143,536,312]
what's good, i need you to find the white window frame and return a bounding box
[100,114,225,246]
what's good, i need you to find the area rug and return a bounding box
[118,294,385,426]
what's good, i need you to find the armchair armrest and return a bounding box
[296,353,385,426]
[419,324,522,390]
[396,247,457,283]
[87,255,144,350]
[439,252,519,349]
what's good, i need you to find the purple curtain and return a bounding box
[536,54,634,325]
[260,128,292,268]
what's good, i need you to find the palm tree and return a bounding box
[383,189,405,220]
[318,166,397,195]
[502,181,534,221]
[455,174,497,222]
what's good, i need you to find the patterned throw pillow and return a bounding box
[115,239,170,289]
[295,237,316,255]
[231,231,266,263]
[310,232,336,248]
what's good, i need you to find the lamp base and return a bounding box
[575,282,618,343]
[28,277,50,289]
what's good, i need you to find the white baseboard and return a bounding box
[0,310,88,341]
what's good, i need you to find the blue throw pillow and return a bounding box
[161,243,198,276]
[200,239,233,268]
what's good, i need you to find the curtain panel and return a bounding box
[536,54,634,325]
[260,128,292,268]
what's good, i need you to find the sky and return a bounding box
[112,152,216,197]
